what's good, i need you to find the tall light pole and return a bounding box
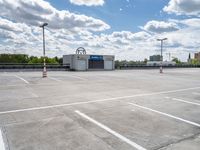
[157,38,167,73]
[40,23,48,78]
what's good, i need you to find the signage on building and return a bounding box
[90,55,103,61]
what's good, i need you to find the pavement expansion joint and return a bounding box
[155,132,200,150]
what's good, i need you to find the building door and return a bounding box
[89,60,104,69]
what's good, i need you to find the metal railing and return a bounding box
[116,64,200,70]
[0,63,70,70]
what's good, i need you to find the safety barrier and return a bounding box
[0,63,70,70]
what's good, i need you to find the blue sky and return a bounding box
[48,0,169,32]
[0,0,200,61]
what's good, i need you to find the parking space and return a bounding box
[0,69,200,150]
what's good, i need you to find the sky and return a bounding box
[0,0,200,61]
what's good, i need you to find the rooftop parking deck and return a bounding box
[0,69,200,150]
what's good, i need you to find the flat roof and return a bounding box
[63,54,115,56]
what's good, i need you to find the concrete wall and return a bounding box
[63,55,72,66]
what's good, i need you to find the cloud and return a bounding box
[170,18,200,28]
[69,0,105,6]
[141,20,180,33]
[0,16,193,61]
[164,0,200,16]
[0,17,32,34]
[0,0,199,61]
[0,0,110,32]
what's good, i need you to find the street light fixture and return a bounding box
[157,38,168,73]
[40,23,48,78]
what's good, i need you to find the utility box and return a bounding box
[63,54,115,71]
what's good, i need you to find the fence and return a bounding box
[117,64,200,70]
[0,63,70,70]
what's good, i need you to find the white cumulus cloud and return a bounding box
[0,0,199,61]
[141,20,180,33]
[69,0,105,6]
[0,0,110,32]
[164,0,200,16]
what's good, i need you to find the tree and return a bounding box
[144,58,148,64]
[0,54,29,63]
[172,57,182,64]
[0,54,62,64]
[191,59,200,65]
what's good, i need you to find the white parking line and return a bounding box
[0,86,200,115]
[75,110,146,150]
[0,129,5,150]
[67,75,87,81]
[49,77,62,82]
[164,97,200,106]
[128,102,200,128]
[31,93,39,98]
[14,75,29,84]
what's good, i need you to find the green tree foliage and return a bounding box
[0,54,29,63]
[28,56,42,64]
[172,57,182,64]
[0,54,62,64]
[191,59,200,65]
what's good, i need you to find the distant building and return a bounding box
[194,52,200,61]
[149,55,162,61]
[148,55,175,66]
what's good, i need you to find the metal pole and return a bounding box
[40,23,48,77]
[157,38,167,74]
[42,26,47,77]
[160,40,163,73]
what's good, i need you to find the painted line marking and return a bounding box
[31,93,39,98]
[67,75,87,81]
[128,102,200,128]
[14,75,29,84]
[0,86,200,115]
[164,97,200,106]
[75,110,146,150]
[49,77,62,82]
[0,129,5,150]
[192,92,200,96]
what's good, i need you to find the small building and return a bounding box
[63,53,115,71]
[194,52,200,61]
[149,55,163,61]
[63,48,115,71]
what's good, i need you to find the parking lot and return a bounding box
[0,69,200,150]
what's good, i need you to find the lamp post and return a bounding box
[40,23,48,78]
[157,38,167,73]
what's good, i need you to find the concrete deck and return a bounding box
[0,69,200,150]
